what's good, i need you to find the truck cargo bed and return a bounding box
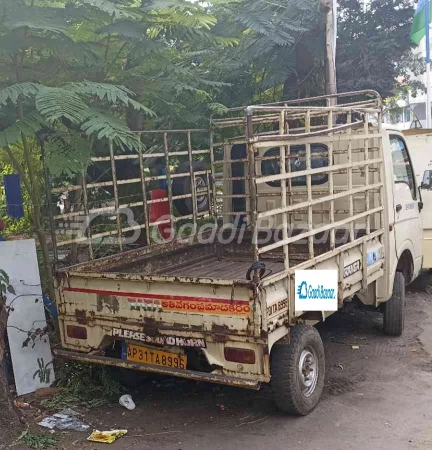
[67,229,364,281]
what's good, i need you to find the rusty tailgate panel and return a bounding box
[57,270,261,352]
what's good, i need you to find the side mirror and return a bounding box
[419,186,424,212]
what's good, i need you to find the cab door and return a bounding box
[419,168,432,268]
[390,135,423,277]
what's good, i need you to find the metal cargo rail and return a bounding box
[47,90,385,284]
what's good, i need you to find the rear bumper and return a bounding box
[54,349,261,390]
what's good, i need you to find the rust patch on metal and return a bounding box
[211,323,231,334]
[97,294,120,314]
[75,309,88,325]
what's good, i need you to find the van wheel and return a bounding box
[383,271,405,336]
[270,325,325,416]
[172,161,209,216]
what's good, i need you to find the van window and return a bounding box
[261,144,329,188]
[390,136,416,199]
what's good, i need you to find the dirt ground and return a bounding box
[6,273,432,450]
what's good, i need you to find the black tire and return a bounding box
[383,271,405,336]
[270,324,325,416]
[172,161,209,216]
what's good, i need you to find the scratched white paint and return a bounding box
[1,239,55,395]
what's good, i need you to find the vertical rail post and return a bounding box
[187,132,198,232]
[328,110,335,250]
[163,133,174,236]
[285,103,293,229]
[377,108,384,230]
[81,168,94,259]
[305,110,314,259]
[246,107,259,264]
[109,141,123,251]
[209,130,217,222]
[362,113,370,291]
[138,134,151,246]
[364,113,370,234]
[347,111,354,242]
[279,110,290,270]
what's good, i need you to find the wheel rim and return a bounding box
[298,347,318,397]
[195,176,207,206]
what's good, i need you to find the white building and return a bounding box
[384,37,429,130]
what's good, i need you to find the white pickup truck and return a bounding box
[53,91,423,415]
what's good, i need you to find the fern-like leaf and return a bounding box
[0,83,42,106]
[96,19,148,39]
[35,87,90,124]
[80,111,141,151]
[67,82,156,116]
[0,112,45,147]
[46,133,92,178]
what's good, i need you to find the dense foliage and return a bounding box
[337,0,422,98]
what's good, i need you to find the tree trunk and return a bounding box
[0,296,22,442]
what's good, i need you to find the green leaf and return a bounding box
[1,1,68,33]
[80,111,141,151]
[0,112,46,147]
[46,134,92,178]
[128,99,156,117]
[67,82,155,116]
[66,81,134,103]
[96,20,148,39]
[208,102,229,115]
[0,83,42,106]
[35,87,90,124]
[0,270,10,284]
[7,285,16,295]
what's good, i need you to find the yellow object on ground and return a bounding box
[87,430,128,444]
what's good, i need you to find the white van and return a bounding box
[402,129,432,268]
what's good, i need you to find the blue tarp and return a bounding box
[4,174,24,219]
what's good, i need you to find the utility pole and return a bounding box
[323,0,337,105]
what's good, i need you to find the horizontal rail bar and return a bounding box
[256,158,382,185]
[262,229,385,284]
[251,131,382,149]
[252,121,364,143]
[258,182,383,219]
[258,206,383,254]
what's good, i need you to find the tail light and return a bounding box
[66,325,87,340]
[224,347,256,364]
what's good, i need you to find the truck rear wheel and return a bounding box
[383,271,405,336]
[270,324,325,416]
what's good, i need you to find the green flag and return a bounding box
[411,0,432,45]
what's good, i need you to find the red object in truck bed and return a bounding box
[149,188,172,240]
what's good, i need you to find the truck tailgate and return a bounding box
[57,272,256,352]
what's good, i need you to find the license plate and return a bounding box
[125,343,187,369]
